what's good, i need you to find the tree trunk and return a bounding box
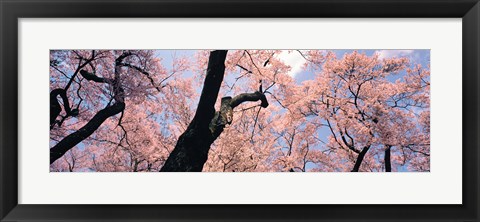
[385,145,392,172]
[351,145,370,172]
[160,50,228,172]
[160,50,269,172]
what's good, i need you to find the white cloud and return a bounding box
[276,50,306,77]
[376,50,414,60]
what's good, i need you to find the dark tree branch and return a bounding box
[118,62,161,92]
[404,144,430,156]
[244,50,264,76]
[50,101,125,164]
[50,52,131,164]
[236,64,252,73]
[79,70,110,83]
[115,51,134,64]
[230,91,269,109]
[50,52,98,129]
[250,106,262,142]
[75,77,84,110]
[210,90,269,140]
[50,88,74,129]
[64,50,97,91]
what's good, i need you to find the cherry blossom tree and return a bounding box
[49,50,188,167]
[50,49,430,172]
[293,51,430,172]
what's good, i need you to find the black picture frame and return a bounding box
[1,0,479,221]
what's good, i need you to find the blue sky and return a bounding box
[154,49,430,83]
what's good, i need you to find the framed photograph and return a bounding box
[1,0,478,221]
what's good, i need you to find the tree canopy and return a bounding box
[50,50,430,172]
